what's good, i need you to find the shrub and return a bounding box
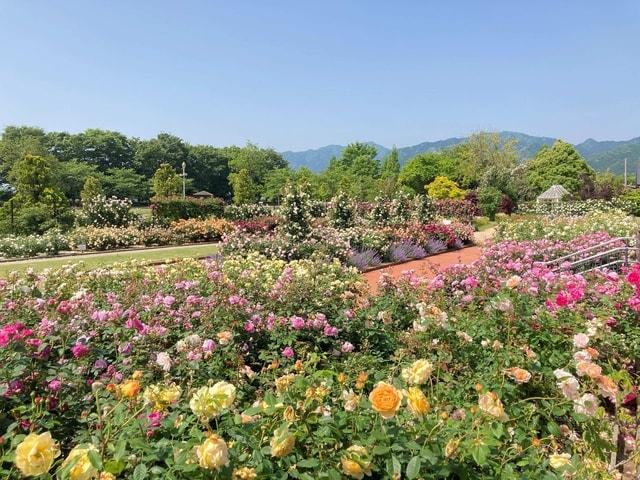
[151,196,225,222]
[620,191,640,216]
[0,229,70,258]
[0,201,74,235]
[76,195,135,228]
[387,240,427,262]
[478,186,502,220]
[70,226,142,250]
[234,216,279,234]
[169,218,235,242]
[140,226,183,246]
[347,248,382,271]
[329,192,355,228]
[426,176,465,199]
[433,199,479,223]
[223,203,273,220]
[280,184,313,240]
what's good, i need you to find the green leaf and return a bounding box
[392,455,401,476]
[406,456,421,479]
[87,450,103,470]
[471,443,490,466]
[297,459,320,468]
[133,463,148,480]
[372,445,390,455]
[104,460,125,475]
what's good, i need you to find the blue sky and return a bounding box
[1,1,639,150]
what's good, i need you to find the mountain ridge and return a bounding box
[281,132,640,174]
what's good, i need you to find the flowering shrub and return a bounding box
[70,226,143,250]
[0,229,70,258]
[76,195,135,228]
[0,235,637,477]
[280,184,313,240]
[518,198,635,217]
[329,192,355,228]
[434,198,480,223]
[140,226,183,246]
[169,218,235,242]
[233,216,279,233]
[496,210,639,241]
[224,203,274,220]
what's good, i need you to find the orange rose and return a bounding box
[596,375,618,402]
[504,367,531,384]
[576,361,602,380]
[369,382,402,419]
[119,379,140,398]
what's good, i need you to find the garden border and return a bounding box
[0,241,221,263]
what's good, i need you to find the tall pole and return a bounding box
[182,161,186,199]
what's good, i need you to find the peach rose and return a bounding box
[369,382,402,419]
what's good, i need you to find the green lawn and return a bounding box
[0,243,219,277]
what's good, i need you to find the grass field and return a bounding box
[0,243,219,277]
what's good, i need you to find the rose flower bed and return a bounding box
[0,229,639,479]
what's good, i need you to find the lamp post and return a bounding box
[181,161,186,199]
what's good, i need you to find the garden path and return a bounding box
[363,246,483,294]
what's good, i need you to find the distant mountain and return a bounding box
[576,137,640,174]
[281,132,640,174]
[282,142,388,171]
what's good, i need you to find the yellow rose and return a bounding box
[232,467,258,480]
[444,438,460,458]
[195,433,229,470]
[406,387,430,417]
[61,444,99,480]
[283,405,297,422]
[270,426,296,458]
[401,359,433,385]
[369,382,402,419]
[216,331,233,345]
[143,383,182,410]
[190,381,236,420]
[478,392,507,420]
[14,432,60,477]
[341,445,372,479]
[119,379,140,398]
[549,453,572,469]
[505,275,522,289]
[99,473,116,480]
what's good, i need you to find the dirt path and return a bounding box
[363,246,483,293]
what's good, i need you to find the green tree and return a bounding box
[55,160,103,201]
[525,140,594,196]
[226,143,287,200]
[0,126,49,177]
[230,168,259,204]
[71,129,135,170]
[104,168,150,201]
[151,163,182,198]
[188,145,232,199]
[398,152,442,193]
[340,142,378,169]
[380,147,401,180]
[9,154,57,203]
[426,176,465,199]
[80,176,104,205]
[478,186,502,220]
[263,168,295,203]
[458,132,518,188]
[134,133,190,177]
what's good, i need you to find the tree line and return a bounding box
[0,126,622,210]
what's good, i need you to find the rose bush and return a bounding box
[0,227,638,478]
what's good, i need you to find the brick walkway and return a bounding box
[363,246,483,293]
